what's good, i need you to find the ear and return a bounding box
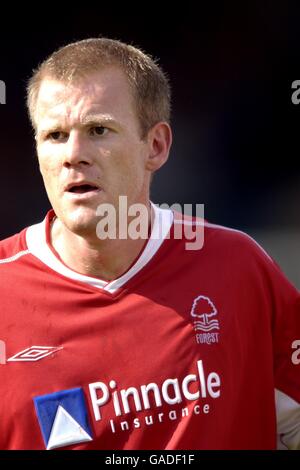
[145,122,172,172]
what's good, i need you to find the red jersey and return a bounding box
[0,204,299,450]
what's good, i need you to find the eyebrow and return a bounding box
[81,114,118,126]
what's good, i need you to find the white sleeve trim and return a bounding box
[275,388,300,450]
[0,249,30,264]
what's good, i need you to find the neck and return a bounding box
[50,202,153,281]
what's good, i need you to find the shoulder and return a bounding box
[203,220,272,261]
[174,210,271,262]
[175,211,293,288]
[0,213,51,265]
[0,228,30,265]
[202,219,299,295]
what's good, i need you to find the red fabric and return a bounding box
[0,213,299,449]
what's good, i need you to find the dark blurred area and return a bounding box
[0,2,299,282]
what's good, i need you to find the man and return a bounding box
[0,38,299,450]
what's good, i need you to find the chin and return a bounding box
[64,208,98,236]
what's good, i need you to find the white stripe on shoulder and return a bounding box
[204,221,272,261]
[173,219,204,226]
[0,249,30,264]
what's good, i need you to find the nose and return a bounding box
[63,131,93,168]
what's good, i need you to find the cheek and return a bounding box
[39,164,61,199]
[39,161,56,183]
[38,149,61,181]
[114,145,146,175]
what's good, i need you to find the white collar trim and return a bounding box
[25,203,173,293]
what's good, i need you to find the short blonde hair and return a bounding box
[27,37,171,139]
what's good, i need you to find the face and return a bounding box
[35,67,153,236]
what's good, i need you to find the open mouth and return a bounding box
[67,184,100,194]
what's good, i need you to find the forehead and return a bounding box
[35,67,137,128]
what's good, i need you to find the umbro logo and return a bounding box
[0,341,63,364]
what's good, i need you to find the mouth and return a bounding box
[67,184,100,194]
[64,182,102,199]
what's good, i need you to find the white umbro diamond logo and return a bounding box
[7,346,63,362]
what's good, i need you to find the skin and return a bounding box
[34,67,172,281]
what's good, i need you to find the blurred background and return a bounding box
[0,2,299,286]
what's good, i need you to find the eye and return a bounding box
[90,126,108,137]
[47,131,68,141]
